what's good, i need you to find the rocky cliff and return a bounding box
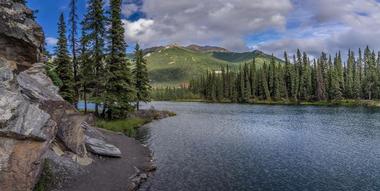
[0,1,121,190]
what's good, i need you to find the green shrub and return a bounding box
[96,118,148,137]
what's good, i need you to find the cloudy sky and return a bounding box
[28,0,380,57]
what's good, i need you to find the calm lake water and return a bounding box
[137,102,380,191]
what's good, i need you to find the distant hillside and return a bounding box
[144,45,283,87]
[186,44,229,53]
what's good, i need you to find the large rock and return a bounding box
[57,114,87,157]
[85,136,122,158]
[82,122,121,158]
[0,0,44,70]
[0,1,122,190]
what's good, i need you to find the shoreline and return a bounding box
[153,99,380,108]
[38,110,175,191]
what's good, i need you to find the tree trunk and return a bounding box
[136,101,140,111]
[84,85,87,113]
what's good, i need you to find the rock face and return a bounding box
[0,1,121,191]
[0,1,44,70]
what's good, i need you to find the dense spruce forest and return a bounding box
[49,0,151,119]
[188,48,380,103]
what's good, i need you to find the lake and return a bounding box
[137,102,380,191]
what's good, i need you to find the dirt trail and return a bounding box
[59,129,154,191]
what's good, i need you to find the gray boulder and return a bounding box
[85,136,122,158]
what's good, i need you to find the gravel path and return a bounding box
[59,130,155,191]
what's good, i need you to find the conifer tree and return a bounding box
[250,59,257,97]
[13,0,26,4]
[291,54,299,100]
[345,50,354,98]
[316,54,327,100]
[105,0,135,118]
[134,44,151,110]
[55,13,75,103]
[79,28,93,113]
[262,63,271,100]
[284,51,292,97]
[82,0,106,115]
[69,0,80,107]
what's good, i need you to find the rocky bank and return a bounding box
[0,1,154,190]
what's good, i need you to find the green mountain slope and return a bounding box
[145,45,282,87]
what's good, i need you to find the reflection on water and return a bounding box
[136,102,380,191]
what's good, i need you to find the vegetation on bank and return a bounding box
[97,118,148,137]
[96,109,176,137]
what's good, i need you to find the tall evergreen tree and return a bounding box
[69,0,80,107]
[105,0,135,118]
[134,44,151,110]
[55,13,75,103]
[82,0,106,115]
[79,28,93,113]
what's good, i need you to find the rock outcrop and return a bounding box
[0,1,122,191]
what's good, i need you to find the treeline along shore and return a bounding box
[153,47,380,107]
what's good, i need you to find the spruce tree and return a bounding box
[284,51,292,97]
[55,13,75,103]
[13,0,26,4]
[79,28,93,113]
[250,59,257,98]
[262,63,271,100]
[69,0,80,107]
[316,54,327,100]
[82,0,106,115]
[134,44,151,110]
[345,50,354,98]
[105,0,135,118]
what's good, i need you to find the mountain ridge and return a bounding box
[140,44,283,86]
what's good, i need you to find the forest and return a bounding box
[46,0,151,119]
[188,48,380,104]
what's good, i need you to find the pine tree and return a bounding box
[249,59,257,98]
[262,63,271,100]
[69,0,80,107]
[55,13,74,103]
[300,52,311,100]
[352,51,361,99]
[284,51,292,97]
[330,54,343,100]
[82,0,106,115]
[291,54,300,100]
[316,54,327,101]
[105,0,135,118]
[134,44,151,110]
[345,50,354,98]
[79,28,93,113]
[13,0,26,4]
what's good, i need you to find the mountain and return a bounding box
[186,44,229,53]
[143,44,283,87]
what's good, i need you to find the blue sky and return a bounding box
[28,0,380,57]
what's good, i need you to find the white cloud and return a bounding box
[123,0,293,51]
[257,0,380,57]
[122,0,380,55]
[45,37,58,46]
[122,3,139,17]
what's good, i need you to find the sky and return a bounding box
[28,0,380,57]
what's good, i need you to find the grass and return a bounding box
[34,160,53,191]
[96,118,148,137]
